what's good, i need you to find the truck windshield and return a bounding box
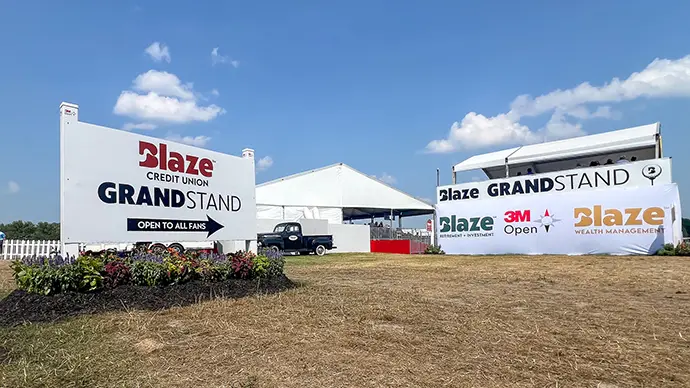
[273,225,287,233]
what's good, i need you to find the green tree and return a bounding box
[683,218,690,238]
[0,221,60,240]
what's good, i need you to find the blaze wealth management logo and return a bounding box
[573,205,665,235]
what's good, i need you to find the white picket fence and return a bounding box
[0,240,62,260]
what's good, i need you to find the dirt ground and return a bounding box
[1,253,689,387]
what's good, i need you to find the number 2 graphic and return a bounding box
[642,164,662,186]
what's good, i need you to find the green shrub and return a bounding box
[252,255,270,278]
[55,262,86,292]
[10,255,103,295]
[163,252,200,284]
[195,259,214,282]
[656,248,675,256]
[11,261,58,295]
[73,256,104,292]
[424,244,445,255]
[263,248,285,277]
[131,261,168,287]
[676,241,690,256]
[210,262,234,281]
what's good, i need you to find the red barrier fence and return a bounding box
[370,239,429,254]
[409,240,428,254]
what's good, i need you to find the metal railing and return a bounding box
[370,227,431,244]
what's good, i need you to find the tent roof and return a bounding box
[450,147,520,172]
[256,163,434,219]
[453,123,660,174]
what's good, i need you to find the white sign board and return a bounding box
[60,103,257,244]
[436,183,682,255]
[438,158,672,203]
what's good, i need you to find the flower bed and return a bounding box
[0,248,293,326]
[10,248,286,296]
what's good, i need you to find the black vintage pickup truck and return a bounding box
[257,222,336,256]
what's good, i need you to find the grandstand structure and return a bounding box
[438,121,685,255]
[451,123,662,182]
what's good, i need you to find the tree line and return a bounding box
[0,219,688,240]
[0,221,60,240]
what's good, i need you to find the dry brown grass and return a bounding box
[0,260,15,299]
[1,253,690,387]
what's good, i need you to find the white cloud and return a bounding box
[426,113,538,152]
[371,173,396,185]
[133,70,195,100]
[211,47,239,68]
[165,134,212,147]
[211,89,220,96]
[564,105,619,120]
[144,42,171,63]
[114,70,225,124]
[427,54,690,152]
[122,122,157,131]
[7,181,19,194]
[256,156,274,172]
[114,91,224,123]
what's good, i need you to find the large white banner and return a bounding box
[438,158,672,203]
[436,183,681,255]
[60,104,257,244]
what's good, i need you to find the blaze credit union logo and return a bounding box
[503,209,561,236]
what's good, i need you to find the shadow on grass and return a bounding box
[0,275,298,327]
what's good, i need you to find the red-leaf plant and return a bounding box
[230,251,255,279]
[104,260,131,289]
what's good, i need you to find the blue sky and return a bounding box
[1,0,689,226]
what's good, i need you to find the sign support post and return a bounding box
[59,102,81,258]
[242,148,257,253]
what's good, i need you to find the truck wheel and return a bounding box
[150,243,166,254]
[314,245,326,256]
[168,243,184,255]
[270,245,281,254]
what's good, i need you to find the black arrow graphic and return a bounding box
[126,215,225,238]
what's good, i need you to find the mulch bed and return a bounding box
[0,275,296,327]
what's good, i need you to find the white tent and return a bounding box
[453,123,662,180]
[256,163,434,224]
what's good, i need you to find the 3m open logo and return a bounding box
[503,209,560,236]
[504,210,531,223]
[534,209,560,232]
